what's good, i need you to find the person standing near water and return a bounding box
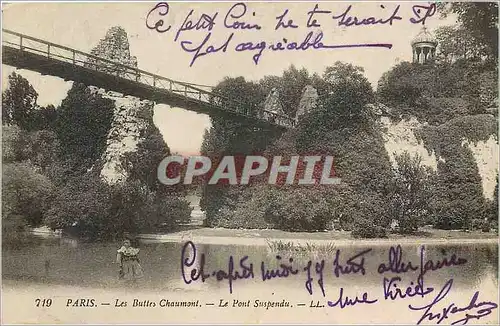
[116,239,144,283]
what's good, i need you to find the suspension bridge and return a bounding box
[1,29,295,129]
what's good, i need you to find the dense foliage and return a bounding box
[417,115,497,230]
[202,62,395,237]
[54,83,115,172]
[388,152,433,233]
[2,72,190,241]
[2,72,39,130]
[377,60,498,124]
[200,3,499,237]
[437,2,498,60]
[2,162,54,227]
[2,8,498,241]
[375,4,499,233]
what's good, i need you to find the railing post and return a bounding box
[72,51,76,64]
[184,85,187,97]
[169,81,172,91]
[47,44,50,58]
[153,76,156,87]
[19,36,23,50]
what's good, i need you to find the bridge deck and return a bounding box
[1,29,295,129]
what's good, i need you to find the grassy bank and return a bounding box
[137,226,499,247]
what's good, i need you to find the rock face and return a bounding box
[86,26,155,185]
[380,116,440,171]
[295,85,318,122]
[462,136,499,200]
[86,26,138,76]
[263,88,285,115]
[380,112,498,200]
[99,94,154,184]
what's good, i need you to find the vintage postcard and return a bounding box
[1,1,499,324]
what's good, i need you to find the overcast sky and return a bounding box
[1,2,456,155]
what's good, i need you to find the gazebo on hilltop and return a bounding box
[412,26,438,64]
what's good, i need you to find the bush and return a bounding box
[45,174,192,240]
[352,218,387,238]
[388,152,433,234]
[44,174,113,239]
[2,162,54,227]
[471,218,491,232]
[209,185,272,229]
[347,193,390,238]
[265,187,334,232]
[1,214,32,249]
[207,185,336,232]
[2,125,30,163]
[147,194,192,230]
[432,198,485,230]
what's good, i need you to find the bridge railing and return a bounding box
[2,29,295,128]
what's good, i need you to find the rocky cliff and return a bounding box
[295,85,318,122]
[380,112,498,200]
[380,116,440,171]
[86,26,157,184]
[462,135,498,200]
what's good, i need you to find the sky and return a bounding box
[1,2,456,155]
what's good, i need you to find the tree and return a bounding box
[27,130,61,172]
[260,65,312,117]
[211,76,265,116]
[2,125,31,163]
[438,2,498,59]
[2,162,54,227]
[425,142,488,231]
[120,124,192,231]
[44,174,113,239]
[377,62,436,110]
[2,72,39,130]
[294,62,392,237]
[389,152,432,233]
[121,124,176,194]
[297,61,376,136]
[29,105,58,131]
[202,77,279,225]
[435,25,488,62]
[321,62,375,109]
[54,83,114,172]
[377,58,497,122]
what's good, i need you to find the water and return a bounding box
[2,235,499,324]
[3,235,498,290]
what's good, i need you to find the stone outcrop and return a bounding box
[86,26,156,185]
[99,93,154,184]
[380,116,440,171]
[295,85,318,122]
[85,26,138,77]
[462,136,499,200]
[379,111,498,200]
[263,88,285,115]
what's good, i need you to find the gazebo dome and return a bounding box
[411,26,437,64]
[411,26,437,46]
